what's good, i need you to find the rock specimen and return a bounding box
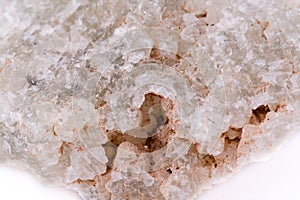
[0,0,300,199]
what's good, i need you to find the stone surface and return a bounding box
[0,0,300,199]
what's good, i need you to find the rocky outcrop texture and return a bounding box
[1,0,300,199]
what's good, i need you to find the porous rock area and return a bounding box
[1,0,300,199]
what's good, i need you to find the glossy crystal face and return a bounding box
[0,0,300,199]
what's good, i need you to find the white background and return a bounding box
[0,132,300,200]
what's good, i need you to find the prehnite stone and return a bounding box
[1,0,300,199]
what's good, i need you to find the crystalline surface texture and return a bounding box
[1,0,300,199]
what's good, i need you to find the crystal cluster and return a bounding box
[0,0,300,199]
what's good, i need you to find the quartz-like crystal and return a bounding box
[1,0,300,199]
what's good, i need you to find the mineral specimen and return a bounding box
[0,0,300,199]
